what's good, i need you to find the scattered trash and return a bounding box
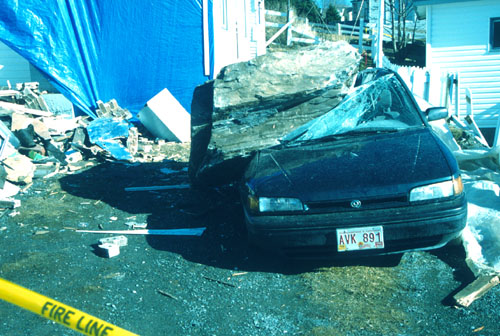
[125,222,147,229]
[202,275,236,288]
[86,117,133,161]
[473,326,485,333]
[157,289,179,301]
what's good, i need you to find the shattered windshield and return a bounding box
[282,73,424,144]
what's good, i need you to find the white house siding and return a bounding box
[0,41,55,91]
[427,0,500,127]
[213,0,266,77]
[0,41,31,87]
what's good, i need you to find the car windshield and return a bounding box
[281,73,425,144]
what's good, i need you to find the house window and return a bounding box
[491,17,500,49]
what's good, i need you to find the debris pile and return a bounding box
[189,40,361,187]
[0,84,190,214]
[426,97,500,307]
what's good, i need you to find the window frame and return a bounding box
[490,17,500,51]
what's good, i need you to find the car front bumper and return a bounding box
[243,195,467,258]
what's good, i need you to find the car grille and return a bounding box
[304,195,408,213]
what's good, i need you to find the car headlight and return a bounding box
[409,176,463,202]
[247,196,305,213]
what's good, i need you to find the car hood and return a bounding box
[244,128,457,201]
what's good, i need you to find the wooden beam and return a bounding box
[0,101,53,117]
[453,275,500,308]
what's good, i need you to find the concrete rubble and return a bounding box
[0,83,191,216]
[189,40,361,187]
[138,88,191,143]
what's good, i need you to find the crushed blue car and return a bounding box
[240,69,467,258]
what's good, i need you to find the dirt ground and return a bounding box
[0,153,499,336]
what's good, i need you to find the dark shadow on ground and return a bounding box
[59,161,406,274]
[431,242,477,306]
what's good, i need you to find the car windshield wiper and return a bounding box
[337,128,404,136]
[282,133,344,146]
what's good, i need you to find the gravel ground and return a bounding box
[0,158,499,336]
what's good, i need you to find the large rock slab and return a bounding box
[190,41,361,187]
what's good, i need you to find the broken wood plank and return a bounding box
[0,89,20,97]
[453,275,500,307]
[75,228,206,236]
[124,184,190,192]
[0,198,21,209]
[202,276,236,288]
[0,101,53,117]
[464,115,489,147]
[157,289,179,300]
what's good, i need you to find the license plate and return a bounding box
[337,226,384,252]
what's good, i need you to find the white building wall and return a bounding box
[213,0,266,77]
[0,41,55,91]
[0,41,31,87]
[427,0,500,127]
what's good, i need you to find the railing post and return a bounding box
[358,18,364,52]
[494,114,500,147]
[376,0,384,67]
[424,71,430,102]
[455,72,460,118]
[287,9,293,45]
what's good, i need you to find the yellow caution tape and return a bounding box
[0,277,138,336]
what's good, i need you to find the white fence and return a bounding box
[265,10,425,50]
[380,54,500,147]
[310,22,371,40]
[265,10,371,49]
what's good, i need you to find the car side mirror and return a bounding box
[425,107,449,121]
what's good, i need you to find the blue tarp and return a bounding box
[0,0,213,118]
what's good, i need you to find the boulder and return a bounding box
[190,41,361,187]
